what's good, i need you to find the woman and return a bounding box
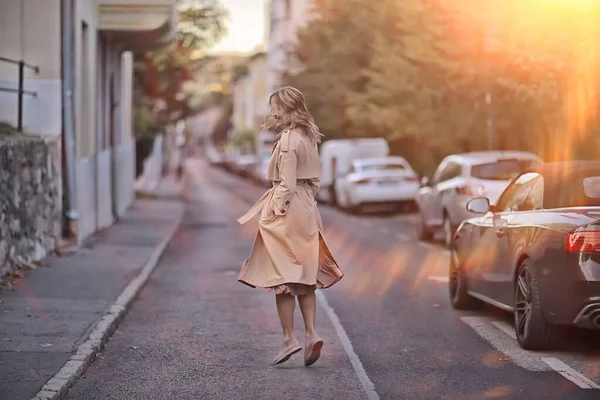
[237,86,343,366]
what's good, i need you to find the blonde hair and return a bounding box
[264,86,324,144]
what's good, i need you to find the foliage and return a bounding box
[233,128,257,153]
[133,0,228,140]
[287,0,600,174]
[0,122,21,137]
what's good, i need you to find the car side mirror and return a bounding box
[466,197,490,214]
[420,177,430,187]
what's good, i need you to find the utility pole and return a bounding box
[486,86,493,151]
[483,26,499,151]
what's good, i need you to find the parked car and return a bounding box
[318,138,389,205]
[252,151,272,187]
[334,156,419,213]
[415,151,542,246]
[233,154,257,177]
[449,161,600,350]
[205,146,224,166]
[222,148,238,172]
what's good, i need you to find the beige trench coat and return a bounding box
[237,129,343,290]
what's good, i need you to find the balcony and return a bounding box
[98,0,177,50]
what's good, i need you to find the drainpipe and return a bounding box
[61,0,79,235]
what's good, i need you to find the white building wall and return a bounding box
[0,0,62,136]
[266,0,314,94]
[233,76,250,133]
[74,1,135,241]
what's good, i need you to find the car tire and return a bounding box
[443,212,456,248]
[514,259,565,350]
[449,250,481,310]
[417,212,434,241]
[329,185,338,207]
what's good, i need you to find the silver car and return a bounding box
[415,151,543,247]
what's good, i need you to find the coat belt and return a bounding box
[237,189,272,225]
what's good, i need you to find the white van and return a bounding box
[318,138,389,204]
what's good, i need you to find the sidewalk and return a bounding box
[0,178,185,400]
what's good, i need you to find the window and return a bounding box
[361,163,406,172]
[471,158,539,181]
[495,172,541,212]
[543,170,600,209]
[435,162,461,184]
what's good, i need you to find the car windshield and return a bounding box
[360,163,406,172]
[544,169,600,208]
[471,159,538,181]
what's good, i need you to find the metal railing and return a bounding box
[0,56,39,131]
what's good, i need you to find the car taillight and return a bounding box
[565,232,600,253]
[356,178,373,185]
[456,184,486,196]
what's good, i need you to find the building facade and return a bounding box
[0,0,177,243]
[265,0,314,94]
[232,52,268,135]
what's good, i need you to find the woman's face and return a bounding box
[264,97,284,133]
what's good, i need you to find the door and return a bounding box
[491,173,543,306]
[462,212,499,294]
[420,161,448,225]
[425,161,462,227]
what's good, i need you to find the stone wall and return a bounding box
[0,136,61,277]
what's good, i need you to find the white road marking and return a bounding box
[379,227,390,234]
[463,316,600,389]
[460,316,549,371]
[491,320,517,340]
[541,358,600,389]
[428,276,449,283]
[440,249,451,256]
[316,291,380,400]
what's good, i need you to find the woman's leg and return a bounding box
[298,291,317,337]
[275,293,296,340]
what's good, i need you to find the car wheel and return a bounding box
[514,259,565,350]
[443,212,455,248]
[417,212,434,241]
[449,250,480,310]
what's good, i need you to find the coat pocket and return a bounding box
[272,187,292,216]
[260,199,279,222]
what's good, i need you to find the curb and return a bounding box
[32,207,184,400]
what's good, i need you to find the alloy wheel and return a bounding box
[515,267,533,340]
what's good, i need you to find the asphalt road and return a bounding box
[65,158,600,400]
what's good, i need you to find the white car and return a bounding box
[335,156,420,212]
[233,154,257,177]
[205,146,224,166]
[318,138,389,205]
[252,152,271,187]
[415,151,543,247]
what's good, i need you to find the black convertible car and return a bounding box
[449,161,600,350]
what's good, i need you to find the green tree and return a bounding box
[134,0,228,139]
[288,0,600,172]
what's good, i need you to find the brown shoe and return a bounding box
[304,333,324,366]
[271,338,302,365]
